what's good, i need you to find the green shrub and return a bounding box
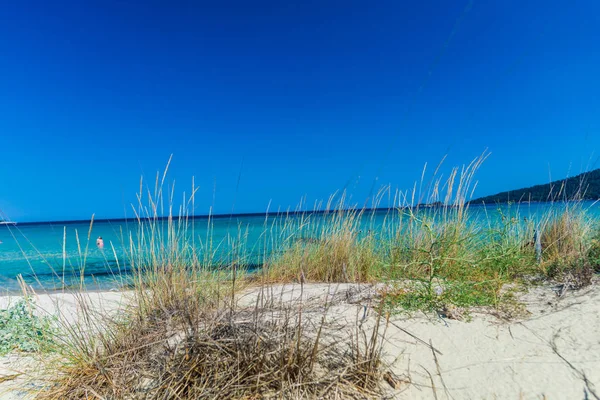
[0,299,55,354]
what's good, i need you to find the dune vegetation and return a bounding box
[3,152,600,399]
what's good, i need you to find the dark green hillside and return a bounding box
[472,169,600,203]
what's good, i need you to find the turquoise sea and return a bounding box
[1,202,599,292]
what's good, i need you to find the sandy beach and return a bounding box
[0,280,598,399]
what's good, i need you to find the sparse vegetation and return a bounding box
[41,288,387,399]
[3,153,600,398]
[263,154,598,315]
[0,298,55,355]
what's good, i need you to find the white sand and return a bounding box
[0,291,131,399]
[388,283,600,399]
[0,282,599,399]
[0,290,130,325]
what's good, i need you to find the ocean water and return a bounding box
[1,202,598,292]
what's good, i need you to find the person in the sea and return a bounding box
[96,236,104,249]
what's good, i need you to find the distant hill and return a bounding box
[472,169,600,204]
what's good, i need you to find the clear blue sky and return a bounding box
[1,1,599,222]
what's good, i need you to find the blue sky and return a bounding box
[1,1,599,222]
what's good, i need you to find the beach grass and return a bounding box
[260,153,599,314]
[5,152,600,398]
[34,162,389,399]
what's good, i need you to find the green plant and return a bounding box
[383,278,504,316]
[588,228,600,273]
[0,299,55,355]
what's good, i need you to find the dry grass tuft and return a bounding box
[541,210,588,262]
[540,208,596,288]
[40,288,388,400]
[266,228,380,283]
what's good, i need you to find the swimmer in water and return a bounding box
[96,236,104,249]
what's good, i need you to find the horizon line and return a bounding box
[7,199,588,226]
[10,206,400,226]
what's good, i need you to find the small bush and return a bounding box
[41,292,387,400]
[0,299,55,355]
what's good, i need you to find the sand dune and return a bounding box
[0,281,598,399]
